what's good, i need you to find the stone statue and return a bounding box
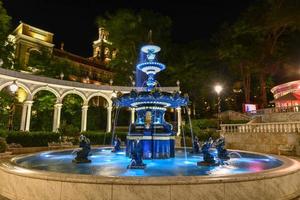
[127,139,146,169]
[111,135,121,152]
[190,136,200,154]
[72,135,91,163]
[215,135,230,161]
[197,137,216,166]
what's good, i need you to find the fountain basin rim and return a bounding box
[1,149,299,185]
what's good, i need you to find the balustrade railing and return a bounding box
[220,122,300,133]
[248,105,300,116]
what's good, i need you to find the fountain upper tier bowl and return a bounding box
[114,90,188,108]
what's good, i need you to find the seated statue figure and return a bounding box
[215,135,230,161]
[72,135,91,163]
[127,139,146,169]
[190,136,200,154]
[197,137,216,166]
[111,135,122,152]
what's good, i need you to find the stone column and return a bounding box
[20,103,28,131]
[81,105,88,132]
[176,107,182,136]
[130,108,135,124]
[53,103,63,132]
[106,106,112,133]
[25,101,33,132]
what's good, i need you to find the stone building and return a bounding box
[9,22,114,85]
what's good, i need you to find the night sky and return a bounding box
[3,0,254,57]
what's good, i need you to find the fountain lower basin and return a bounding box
[0,148,300,200]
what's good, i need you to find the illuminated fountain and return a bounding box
[113,43,188,161]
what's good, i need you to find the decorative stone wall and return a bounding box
[1,155,300,200]
[224,132,300,155]
[262,112,300,123]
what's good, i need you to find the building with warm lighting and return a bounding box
[9,22,114,85]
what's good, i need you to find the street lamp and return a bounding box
[214,84,223,129]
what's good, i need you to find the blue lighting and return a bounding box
[113,42,189,160]
[15,148,283,177]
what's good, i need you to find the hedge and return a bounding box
[6,131,60,147]
[0,137,7,153]
[82,131,127,145]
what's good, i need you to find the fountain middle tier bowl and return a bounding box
[12,148,283,177]
[114,91,188,108]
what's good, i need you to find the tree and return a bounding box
[0,1,14,69]
[216,0,300,108]
[96,9,172,85]
[27,48,81,80]
[216,22,260,104]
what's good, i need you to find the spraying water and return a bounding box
[111,107,121,146]
[228,152,242,158]
[185,106,195,147]
[181,124,188,161]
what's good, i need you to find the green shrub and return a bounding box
[58,122,80,138]
[0,137,7,153]
[180,130,220,147]
[196,130,219,142]
[180,136,192,147]
[82,131,127,145]
[222,119,249,124]
[0,130,8,138]
[6,131,60,147]
[183,119,218,137]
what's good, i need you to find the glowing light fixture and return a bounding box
[111,90,117,98]
[9,81,18,94]
[214,85,223,95]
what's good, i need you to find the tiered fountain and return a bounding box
[114,42,188,161]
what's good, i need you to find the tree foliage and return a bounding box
[0,1,14,69]
[96,9,172,85]
[216,0,300,107]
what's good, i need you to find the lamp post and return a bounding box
[214,84,223,129]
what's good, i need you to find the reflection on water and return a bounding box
[15,148,283,177]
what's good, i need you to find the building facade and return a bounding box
[9,22,114,85]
